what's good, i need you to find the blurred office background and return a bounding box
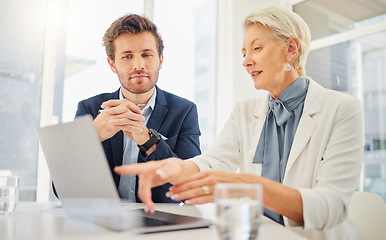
[0,0,385,202]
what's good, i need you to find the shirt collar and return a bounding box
[119,87,157,112]
[275,77,308,111]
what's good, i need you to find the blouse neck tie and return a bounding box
[252,77,309,224]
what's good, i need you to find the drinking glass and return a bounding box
[214,183,263,240]
[0,175,19,214]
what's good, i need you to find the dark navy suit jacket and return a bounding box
[75,86,201,203]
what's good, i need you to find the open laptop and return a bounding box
[36,115,211,233]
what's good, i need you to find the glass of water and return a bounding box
[0,175,19,214]
[214,183,263,240]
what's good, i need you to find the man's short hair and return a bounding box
[103,14,164,61]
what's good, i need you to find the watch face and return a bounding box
[149,129,161,141]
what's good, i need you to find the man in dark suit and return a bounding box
[73,14,201,204]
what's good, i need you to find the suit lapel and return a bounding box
[285,114,316,175]
[249,95,269,151]
[147,86,168,130]
[110,131,124,167]
[285,78,323,175]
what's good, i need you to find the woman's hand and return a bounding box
[114,158,200,212]
[169,171,303,222]
[114,158,183,212]
[167,171,259,205]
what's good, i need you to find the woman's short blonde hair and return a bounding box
[244,6,311,76]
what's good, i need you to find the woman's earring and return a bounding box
[286,63,291,71]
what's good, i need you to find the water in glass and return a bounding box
[216,197,262,240]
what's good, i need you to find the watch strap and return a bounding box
[137,129,160,153]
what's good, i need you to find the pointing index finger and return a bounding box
[114,165,145,175]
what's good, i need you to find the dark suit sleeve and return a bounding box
[146,103,201,160]
[75,100,98,118]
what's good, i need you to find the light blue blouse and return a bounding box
[253,77,308,223]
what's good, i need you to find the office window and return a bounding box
[295,0,386,201]
[0,0,47,201]
[153,0,217,150]
[294,0,386,40]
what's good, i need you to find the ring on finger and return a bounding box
[201,185,211,195]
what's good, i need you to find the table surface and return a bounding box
[0,201,306,240]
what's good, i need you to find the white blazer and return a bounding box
[191,78,363,240]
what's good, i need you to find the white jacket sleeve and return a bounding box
[298,96,363,230]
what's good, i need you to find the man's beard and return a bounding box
[117,69,159,94]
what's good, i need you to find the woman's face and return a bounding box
[242,24,290,97]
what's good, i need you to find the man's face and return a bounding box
[108,31,163,95]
